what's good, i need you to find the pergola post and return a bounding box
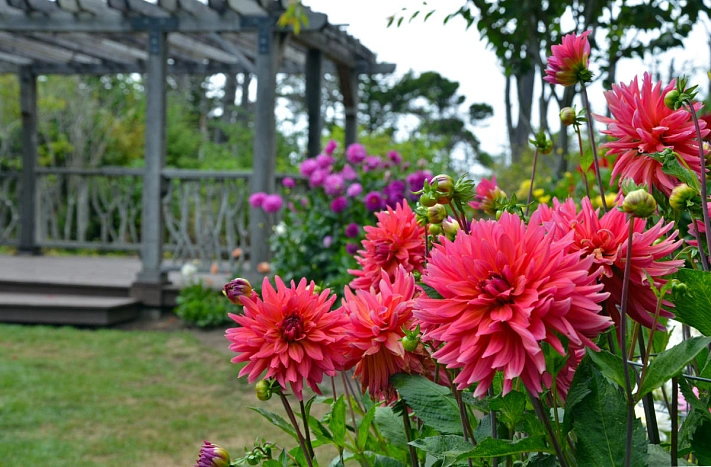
[133,28,168,306]
[305,48,322,157]
[17,66,40,256]
[249,21,285,268]
[339,65,359,147]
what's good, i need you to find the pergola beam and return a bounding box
[305,48,322,157]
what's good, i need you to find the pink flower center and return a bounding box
[374,243,396,263]
[479,274,513,302]
[281,313,304,342]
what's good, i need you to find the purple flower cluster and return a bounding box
[406,169,433,201]
[249,192,283,213]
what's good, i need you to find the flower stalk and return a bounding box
[526,388,569,467]
[685,102,711,269]
[525,146,540,217]
[619,218,637,467]
[278,391,314,467]
[581,84,608,212]
[575,125,591,199]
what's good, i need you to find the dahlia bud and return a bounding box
[669,183,697,210]
[664,90,680,110]
[255,380,272,401]
[431,174,455,204]
[223,278,254,304]
[671,280,689,298]
[621,189,657,218]
[419,192,437,207]
[427,204,447,224]
[529,131,553,155]
[560,107,577,126]
[412,270,422,282]
[195,441,230,467]
[441,217,460,240]
[428,223,443,236]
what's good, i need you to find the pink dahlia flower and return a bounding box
[299,158,318,177]
[226,277,349,400]
[544,30,592,87]
[340,267,431,403]
[195,441,230,467]
[469,176,506,215]
[249,192,267,208]
[324,139,338,156]
[533,197,683,330]
[349,201,425,293]
[415,212,610,397]
[346,143,367,164]
[595,73,708,195]
[262,194,283,213]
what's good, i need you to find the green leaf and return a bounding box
[374,407,409,450]
[569,358,648,467]
[330,395,347,448]
[358,405,377,451]
[390,374,463,434]
[418,282,444,299]
[455,435,553,460]
[690,419,711,464]
[251,408,298,440]
[489,390,525,430]
[374,455,406,467]
[309,415,334,443]
[524,453,557,467]
[678,378,711,420]
[637,337,711,400]
[587,348,626,389]
[647,444,693,466]
[673,269,711,336]
[661,152,700,190]
[580,149,593,172]
[409,435,473,467]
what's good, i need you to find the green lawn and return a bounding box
[0,324,294,466]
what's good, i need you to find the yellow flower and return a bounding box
[532,188,545,198]
[592,193,617,208]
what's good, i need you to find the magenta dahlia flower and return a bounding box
[349,201,425,293]
[262,194,283,213]
[330,196,348,213]
[324,139,337,155]
[340,267,431,403]
[346,143,367,164]
[226,277,349,400]
[469,176,506,215]
[415,212,610,397]
[544,30,592,87]
[299,158,318,177]
[324,174,345,196]
[249,192,267,208]
[533,197,683,330]
[195,441,230,467]
[595,73,708,195]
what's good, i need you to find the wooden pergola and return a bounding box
[0,0,394,305]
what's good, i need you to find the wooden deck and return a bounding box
[0,255,242,325]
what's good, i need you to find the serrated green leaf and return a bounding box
[678,378,711,420]
[690,419,711,464]
[661,153,700,190]
[418,282,444,299]
[251,407,298,440]
[390,374,463,434]
[570,358,648,467]
[358,405,377,451]
[374,455,406,467]
[409,435,473,467]
[455,435,553,460]
[587,348,626,389]
[524,453,557,467]
[330,396,347,448]
[309,415,334,442]
[647,444,693,466]
[374,407,409,450]
[638,337,711,400]
[672,269,711,336]
[489,390,525,430]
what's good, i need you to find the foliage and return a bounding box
[175,281,238,328]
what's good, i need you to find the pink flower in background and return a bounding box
[415,212,610,397]
[323,235,333,248]
[316,153,335,169]
[346,183,363,198]
[282,177,296,188]
[324,174,345,196]
[340,164,357,181]
[345,222,360,238]
[363,191,385,211]
[536,198,683,330]
[330,196,348,213]
[387,150,402,165]
[595,73,707,194]
[340,267,430,403]
[406,170,433,201]
[544,30,592,87]
[249,192,267,208]
[262,194,283,213]
[309,169,328,188]
[383,180,407,207]
[299,158,318,177]
[226,277,349,400]
[346,243,359,255]
[363,156,382,172]
[469,176,506,215]
[324,139,338,155]
[349,201,425,293]
[346,143,367,164]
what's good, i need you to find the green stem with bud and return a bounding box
[575,125,591,199]
[685,102,711,270]
[278,391,314,467]
[619,218,636,467]
[581,84,608,212]
[525,147,540,217]
[299,399,315,458]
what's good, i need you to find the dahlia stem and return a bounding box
[454,198,471,234]
[671,376,679,466]
[299,399,315,458]
[636,329,661,445]
[525,147,540,217]
[686,103,711,268]
[580,84,608,212]
[639,296,666,393]
[575,125,591,200]
[488,387,499,467]
[619,218,637,467]
[331,376,338,400]
[341,372,359,434]
[401,407,419,467]
[526,388,569,467]
[279,392,314,467]
[690,220,709,271]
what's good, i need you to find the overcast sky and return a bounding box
[303,1,711,159]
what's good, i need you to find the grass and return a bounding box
[0,324,296,466]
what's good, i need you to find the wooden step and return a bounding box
[0,293,140,326]
[0,280,129,298]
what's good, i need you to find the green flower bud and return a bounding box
[419,192,437,207]
[412,270,422,282]
[664,89,680,110]
[560,107,577,126]
[427,204,447,224]
[255,380,272,401]
[671,280,689,298]
[669,183,697,210]
[428,223,443,236]
[432,174,455,204]
[441,217,460,240]
[621,189,657,218]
